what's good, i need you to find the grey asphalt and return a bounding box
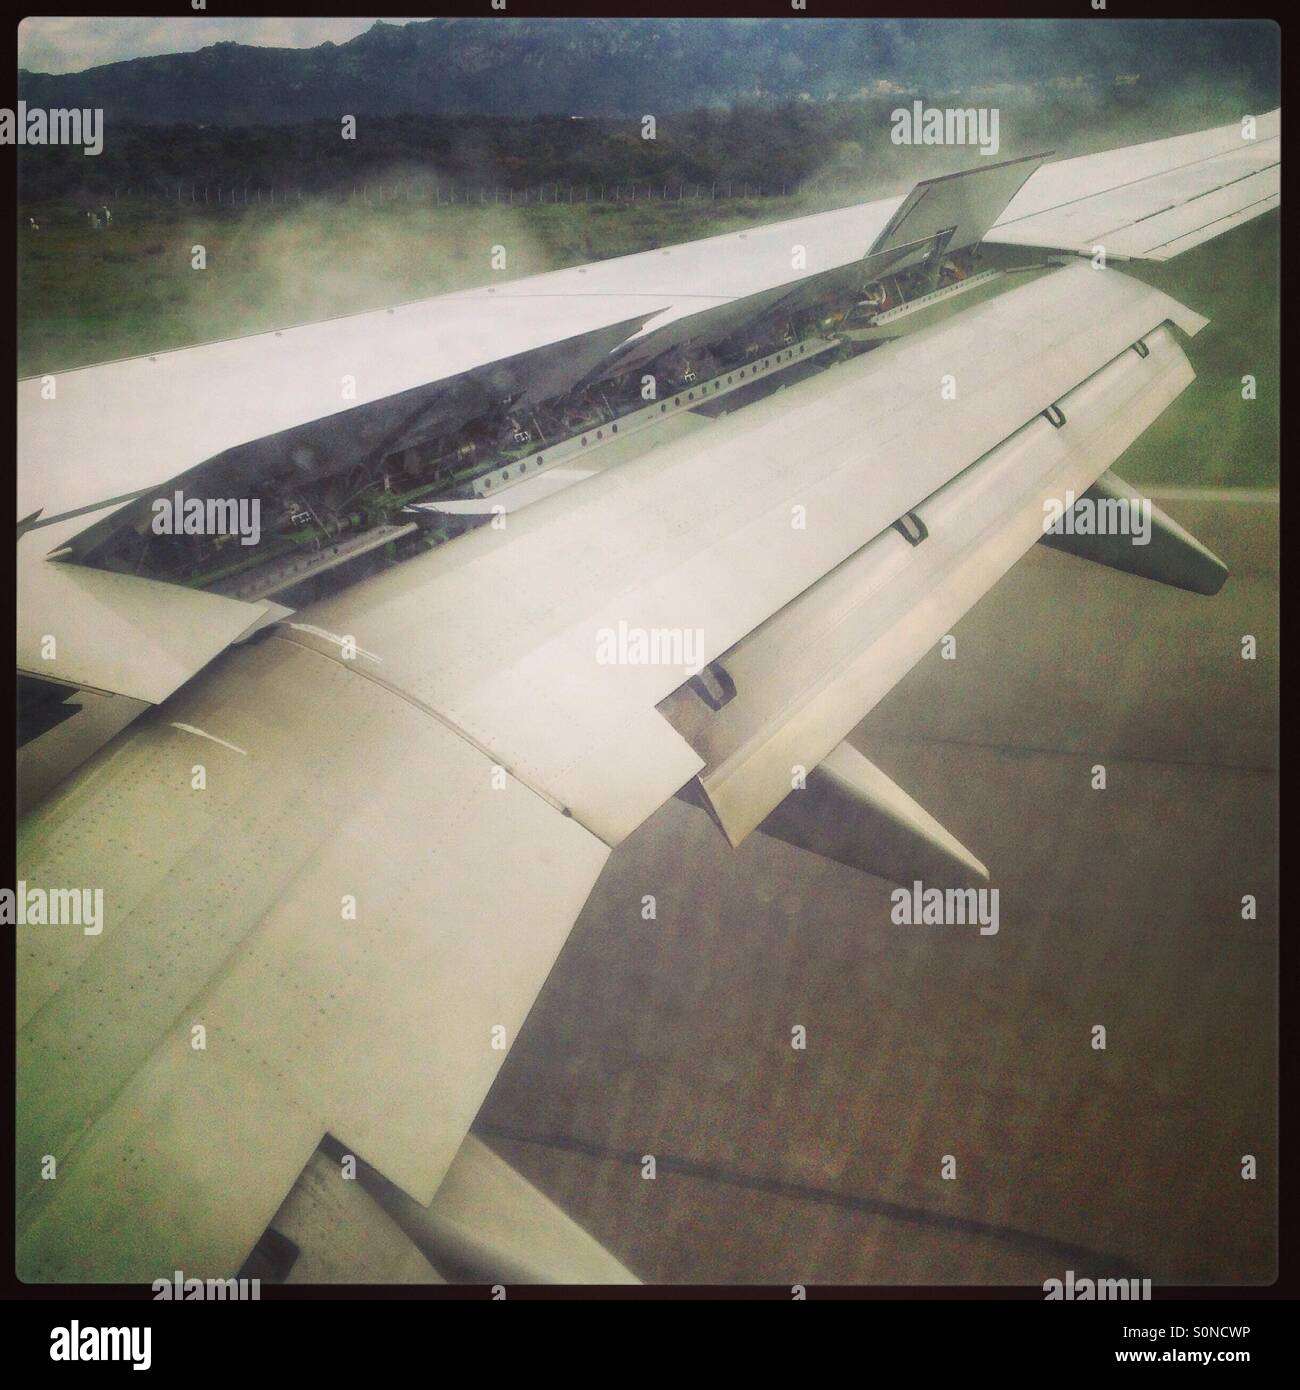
[477,490,1278,1286]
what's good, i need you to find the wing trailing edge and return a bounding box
[660,321,1199,851]
[17,561,288,704]
[331,1134,639,1284]
[258,1134,638,1284]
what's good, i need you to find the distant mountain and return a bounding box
[17,17,1279,127]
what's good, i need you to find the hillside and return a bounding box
[19,17,1278,125]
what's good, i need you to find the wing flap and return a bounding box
[341,1133,640,1284]
[17,560,284,704]
[262,1148,446,1284]
[865,152,1047,266]
[301,264,1204,848]
[660,324,1196,846]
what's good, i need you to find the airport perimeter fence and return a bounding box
[79,177,826,209]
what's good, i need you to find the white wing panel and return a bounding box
[988,111,1280,259]
[19,113,1271,537]
[17,637,608,1280]
[16,193,903,530]
[673,326,1195,843]
[17,560,282,703]
[301,265,1204,845]
[1137,183,1281,260]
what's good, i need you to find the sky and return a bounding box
[18,17,420,74]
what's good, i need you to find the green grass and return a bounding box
[16,194,808,374]
[17,197,1279,486]
[1116,214,1279,488]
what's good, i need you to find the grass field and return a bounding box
[1117,213,1279,488]
[16,194,808,373]
[17,195,1278,487]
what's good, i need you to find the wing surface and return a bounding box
[16,262,1213,1281]
[987,110,1280,259]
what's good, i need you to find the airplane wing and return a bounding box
[986,109,1280,260]
[17,630,610,1279]
[15,113,1275,1282]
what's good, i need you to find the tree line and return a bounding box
[16,101,915,207]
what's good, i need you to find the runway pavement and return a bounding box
[476,489,1279,1286]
